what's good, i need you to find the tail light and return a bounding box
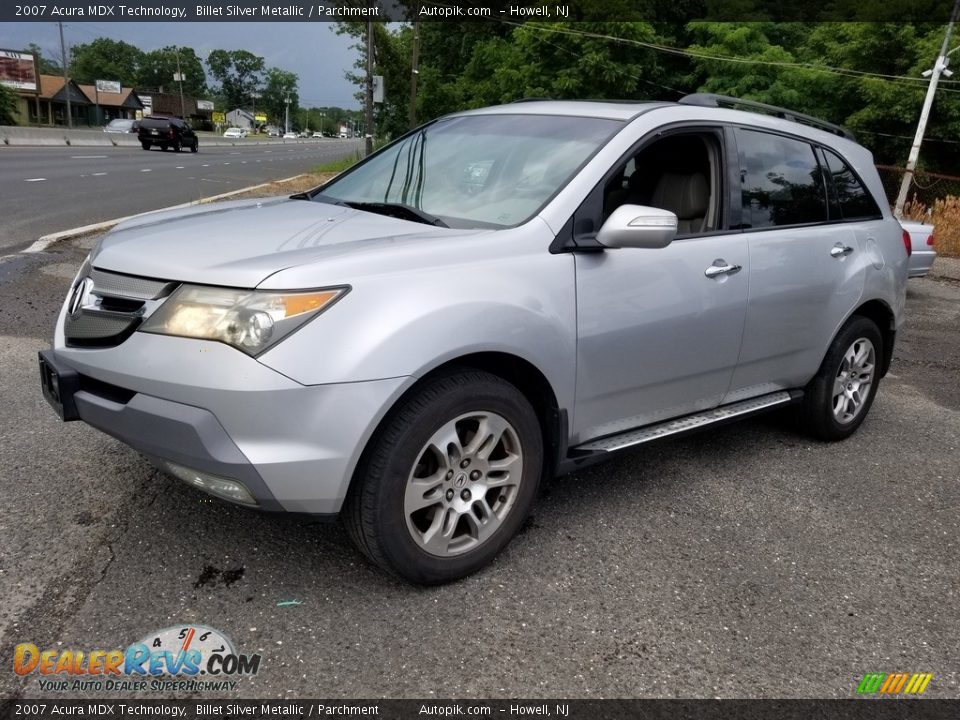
[902,228,912,257]
[927,232,935,247]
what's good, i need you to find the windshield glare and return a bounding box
[317,114,622,229]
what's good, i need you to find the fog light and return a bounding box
[162,461,257,507]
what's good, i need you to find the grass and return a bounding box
[900,196,960,257]
[312,150,364,174]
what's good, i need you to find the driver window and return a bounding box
[603,133,721,236]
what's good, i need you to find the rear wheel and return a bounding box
[140,141,150,150]
[160,143,168,152]
[799,315,883,441]
[173,140,182,152]
[190,139,199,153]
[344,370,543,584]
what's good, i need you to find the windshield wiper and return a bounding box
[343,201,448,228]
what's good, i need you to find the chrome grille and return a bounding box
[64,269,177,348]
[88,268,175,300]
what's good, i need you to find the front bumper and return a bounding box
[40,333,411,515]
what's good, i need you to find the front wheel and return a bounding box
[190,140,198,153]
[799,315,883,441]
[343,370,543,584]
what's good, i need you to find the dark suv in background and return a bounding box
[138,117,198,153]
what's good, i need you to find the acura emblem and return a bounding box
[68,277,94,316]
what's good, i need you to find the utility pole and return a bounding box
[284,94,290,134]
[365,19,374,155]
[408,17,421,129]
[58,22,72,128]
[173,48,186,120]
[894,0,960,217]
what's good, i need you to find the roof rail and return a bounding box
[678,93,856,141]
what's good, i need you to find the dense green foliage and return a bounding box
[0,82,17,125]
[138,47,207,98]
[347,18,960,172]
[206,49,265,110]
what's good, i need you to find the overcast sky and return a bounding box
[0,22,362,109]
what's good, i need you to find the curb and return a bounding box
[20,174,312,255]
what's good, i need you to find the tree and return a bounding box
[0,83,17,125]
[69,38,144,86]
[337,22,413,140]
[261,67,299,125]
[138,46,207,97]
[25,43,61,75]
[206,49,265,110]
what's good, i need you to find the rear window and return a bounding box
[823,149,882,220]
[140,119,172,130]
[737,129,828,229]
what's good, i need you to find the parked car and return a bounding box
[103,118,138,134]
[138,117,198,153]
[312,131,324,138]
[267,128,281,137]
[39,95,908,584]
[283,131,297,139]
[900,219,937,278]
[223,127,247,139]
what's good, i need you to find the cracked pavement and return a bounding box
[0,235,958,699]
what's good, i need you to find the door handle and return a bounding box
[704,261,742,278]
[830,243,854,258]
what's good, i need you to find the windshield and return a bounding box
[315,114,621,229]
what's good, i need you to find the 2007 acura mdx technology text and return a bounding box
[40,95,909,584]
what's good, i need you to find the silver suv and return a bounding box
[39,95,909,584]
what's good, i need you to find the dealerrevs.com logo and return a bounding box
[13,625,261,693]
[856,673,933,695]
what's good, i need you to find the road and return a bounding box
[0,139,362,252]
[0,227,957,699]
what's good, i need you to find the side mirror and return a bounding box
[596,204,678,249]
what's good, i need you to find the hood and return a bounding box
[91,197,481,287]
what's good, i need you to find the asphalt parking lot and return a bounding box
[0,235,957,700]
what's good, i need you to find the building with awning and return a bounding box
[77,83,144,124]
[12,74,90,127]
[136,90,214,125]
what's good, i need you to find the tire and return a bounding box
[191,140,199,153]
[799,315,883,441]
[173,140,182,152]
[160,144,168,152]
[343,370,543,584]
[140,142,150,150]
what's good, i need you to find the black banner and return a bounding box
[1,700,959,720]
[2,0,958,23]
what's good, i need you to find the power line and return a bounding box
[502,20,960,90]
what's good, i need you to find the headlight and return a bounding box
[140,285,347,355]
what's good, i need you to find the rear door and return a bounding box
[725,129,868,401]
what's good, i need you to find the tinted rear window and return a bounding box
[140,119,172,129]
[823,149,882,220]
[738,129,828,228]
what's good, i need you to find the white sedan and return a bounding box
[223,127,247,139]
[901,219,937,278]
[283,132,297,139]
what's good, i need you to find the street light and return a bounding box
[284,94,290,134]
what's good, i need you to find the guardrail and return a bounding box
[0,126,348,148]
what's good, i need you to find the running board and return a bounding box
[573,391,795,454]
